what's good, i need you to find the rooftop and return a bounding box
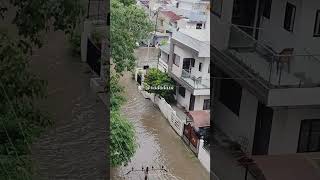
[172,28,209,57]
[160,10,183,22]
[187,110,210,128]
[159,44,170,54]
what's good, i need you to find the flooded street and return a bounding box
[111,73,209,180]
[30,31,107,179]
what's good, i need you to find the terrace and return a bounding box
[227,24,320,89]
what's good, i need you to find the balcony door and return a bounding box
[189,95,195,111]
[298,119,320,153]
[252,102,273,155]
[182,58,195,73]
[232,0,258,36]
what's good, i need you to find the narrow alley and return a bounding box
[111,72,209,180]
[29,31,107,179]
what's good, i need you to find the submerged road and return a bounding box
[111,72,209,180]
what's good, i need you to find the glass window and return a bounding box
[314,10,320,37]
[173,54,180,66]
[284,2,296,32]
[178,86,186,97]
[203,99,210,110]
[298,119,320,152]
[263,0,272,19]
[212,0,223,17]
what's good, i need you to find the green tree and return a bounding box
[110,110,136,167]
[110,75,126,111]
[144,68,175,103]
[111,0,153,73]
[0,0,85,51]
[108,0,153,167]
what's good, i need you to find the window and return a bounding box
[143,65,149,69]
[176,2,179,8]
[298,119,320,153]
[219,73,242,115]
[212,0,223,17]
[314,10,320,37]
[208,64,210,73]
[167,54,169,63]
[196,23,203,29]
[284,2,296,32]
[173,54,180,66]
[263,0,272,19]
[178,87,185,97]
[199,63,202,71]
[203,99,210,110]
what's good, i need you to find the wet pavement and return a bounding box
[30,31,107,180]
[111,72,209,180]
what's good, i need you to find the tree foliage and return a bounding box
[0,29,52,179]
[110,75,126,111]
[144,68,175,102]
[111,0,153,73]
[0,0,85,51]
[110,110,136,167]
[0,0,84,178]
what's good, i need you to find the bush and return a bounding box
[144,68,175,103]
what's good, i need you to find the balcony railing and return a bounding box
[227,24,320,88]
[181,69,209,89]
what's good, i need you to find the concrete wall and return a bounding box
[198,139,210,172]
[215,88,258,153]
[176,87,192,110]
[171,44,194,77]
[268,107,320,154]
[268,87,320,107]
[194,95,210,111]
[212,0,234,50]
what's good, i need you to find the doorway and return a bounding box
[189,95,195,111]
[252,102,273,155]
[232,0,258,36]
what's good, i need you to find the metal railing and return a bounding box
[181,69,210,89]
[227,24,320,88]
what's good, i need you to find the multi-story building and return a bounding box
[212,0,320,157]
[158,27,210,113]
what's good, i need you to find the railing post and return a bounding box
[268,56,273,83]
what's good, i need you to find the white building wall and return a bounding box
[176,88,192,110]
[215,89,258,153]
[198,139,210,172]
[268,107,320,154]
[212,0,234,50]
[172,44,194,77]
[194,95,210,111]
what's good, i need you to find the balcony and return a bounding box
[227,24,320,88]
[181,69,209,89]
[212,24,320,106]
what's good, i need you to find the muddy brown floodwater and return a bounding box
[111,73,209,180]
